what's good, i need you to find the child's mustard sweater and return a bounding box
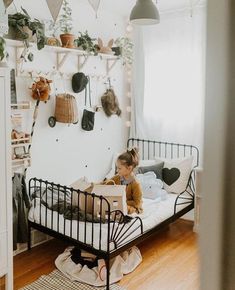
[107,175,143,214]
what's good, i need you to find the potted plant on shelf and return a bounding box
[113,37,134,65]
[7,7,45,61]
[74,31,98,54]
[58,0,75,48]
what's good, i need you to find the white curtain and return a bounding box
[132,5,206,151]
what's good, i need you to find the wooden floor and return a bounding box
[10,219,199,290]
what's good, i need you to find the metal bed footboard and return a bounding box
[28,178,143,254]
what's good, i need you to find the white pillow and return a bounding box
[158,156,193,194]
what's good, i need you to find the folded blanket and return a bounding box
[31,186,132,224]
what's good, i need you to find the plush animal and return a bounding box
[136,172,168,200]
[97,38,114,54]
[101,89,122,117]
[11,129,30,141]
[31,77,52,102]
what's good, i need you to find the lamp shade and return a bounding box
[130,0,160,25]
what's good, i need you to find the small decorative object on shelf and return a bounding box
[11,129,30,145]
[97,38,114,55]
[11,101,31,110]
[12,146,30,160]
[45,36,61,47]
[74,31,97,54]
[58,0,75,48]
[7,7,46,61]
[43,19,61,47]
[11,112,22,131]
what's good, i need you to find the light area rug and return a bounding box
[20,269,126,290]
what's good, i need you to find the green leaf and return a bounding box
[21,7,30,17]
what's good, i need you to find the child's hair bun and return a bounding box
[127,147,139,167]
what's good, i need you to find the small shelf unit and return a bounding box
[5,39,120,77]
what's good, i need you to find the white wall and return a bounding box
[7,0,129,185]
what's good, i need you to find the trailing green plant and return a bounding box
[74,31,98,54]
[115,37,134,65]
[58,0,73,34]
[8,7,45,61]
[0,36,8,61]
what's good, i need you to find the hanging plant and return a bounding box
[114,37,134,65]
[8,7,46,61]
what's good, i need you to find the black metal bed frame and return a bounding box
[27,138,199,290]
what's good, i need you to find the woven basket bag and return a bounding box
[55,94,78,124]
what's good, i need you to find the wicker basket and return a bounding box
[55,94,78,124]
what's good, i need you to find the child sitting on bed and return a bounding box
[106,148,143,214]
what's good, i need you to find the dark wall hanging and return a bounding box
[81,77,95,131]
[101,88,121,117]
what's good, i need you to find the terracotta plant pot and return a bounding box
[60,33,75,48]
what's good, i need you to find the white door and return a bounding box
[0,68,13,289]
[0,76,8,278]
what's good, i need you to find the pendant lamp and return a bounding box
[130,0,160,25]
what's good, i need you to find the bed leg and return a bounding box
[105,258,110,290]
[27,222,31,250]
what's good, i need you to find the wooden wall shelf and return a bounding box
[11,101,31,110]
[5,39,120,77]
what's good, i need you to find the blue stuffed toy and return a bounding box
[136,171,168,200]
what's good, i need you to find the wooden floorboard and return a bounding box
[13,219,199,290]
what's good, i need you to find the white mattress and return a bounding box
[28,194,190,251]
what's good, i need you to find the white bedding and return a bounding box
[28,193,190,251]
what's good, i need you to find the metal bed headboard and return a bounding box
[127,138,199,168]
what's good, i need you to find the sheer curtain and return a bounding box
[132,5,206,151]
